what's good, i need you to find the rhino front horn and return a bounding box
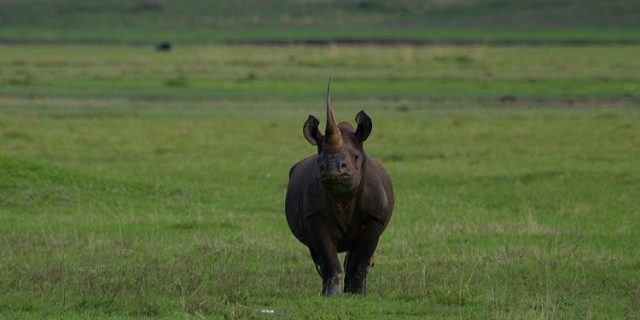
[323,75,343,151]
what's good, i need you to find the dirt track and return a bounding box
[2,38,640,47]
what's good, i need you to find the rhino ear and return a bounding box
[303,115,323,146]
[355,110,372,142]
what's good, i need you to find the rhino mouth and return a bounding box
[320,174,352,190]
[320,173,349,182]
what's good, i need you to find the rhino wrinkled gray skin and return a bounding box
[285,77,394,296]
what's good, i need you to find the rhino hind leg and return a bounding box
[344,220,384,294]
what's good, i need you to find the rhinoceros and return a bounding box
[285,77,394,296]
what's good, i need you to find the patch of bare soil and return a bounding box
[1,96,638,109]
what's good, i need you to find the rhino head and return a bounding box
[302,76,373,195]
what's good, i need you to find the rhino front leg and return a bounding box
[344,220,383,294]
[307,217,341,296]
[309,248,322,276]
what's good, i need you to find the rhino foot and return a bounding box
[321,275,340,296]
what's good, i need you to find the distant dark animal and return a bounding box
[135,0,164,12]
[285,77,394,296]
[155,42,171,52]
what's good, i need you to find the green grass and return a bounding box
[1,0,640,43]
[1,44,640,318]
[1,45,640,101]
[2,98,639,319]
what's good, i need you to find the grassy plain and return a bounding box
[1,0,640,44]
[1,44,640,319]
